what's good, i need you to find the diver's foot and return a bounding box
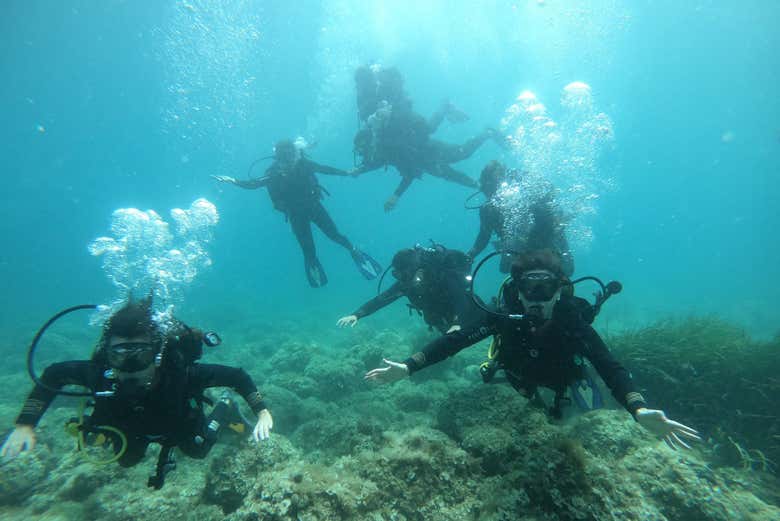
[305,259,328,288]
[445,102,470,124]
[383,195,398,212]
[351,249,383,280]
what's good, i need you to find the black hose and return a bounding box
[27,304,98,397]
[246,156,274,179]
[570,276,607,295]
[376,265,393,295]
[468,250,521,318]
[464,191,486,210]
[468,251,621,322]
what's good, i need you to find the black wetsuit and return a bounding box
[355,65,410,123]
[234,157,354,286]
[17,356,266,467]
[468,195,574,275]
[352,268,484,334]
[355,106,485,205]
[403,295,647,415]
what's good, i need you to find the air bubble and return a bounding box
[88,198,219,320]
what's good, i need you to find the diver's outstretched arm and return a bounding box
[364,358,409,385]
[341,282,405,327]
[212,175,270,190]
[350,160,383,177]
[3,361,93,459]
[385,175,414,211]
[365,320,496,384]
[192,364,269,412]
[309,160,351,177]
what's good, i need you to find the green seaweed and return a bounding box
[608,316,780,477]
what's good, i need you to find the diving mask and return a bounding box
[107,342,158,372]
[517,270,562,320]
[517,270,561,301]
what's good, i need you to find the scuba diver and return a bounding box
[352,63,502,212]
[338,244,485,334]
[365,249,701,451]
[467,160,574,275]
[354,63,468,129]
[354,63,412,124]
[0,299,274,489]
[213,139,382,288]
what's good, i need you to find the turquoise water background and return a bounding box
[1,0,778,343]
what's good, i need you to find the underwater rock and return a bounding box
[258,383,305,435]
[435,383,548,441]
[0,450,55,506]
[56,461,118,502]
[621,445,780,521]
[566,409,650,459]
[279,374,319,399]
[460,424,519,475]
[268,340,315,373]
[2,317,780,520]
[302,356,364,402]
[292,408,384,457]
[204,436,301,515]
[223,427,483,521]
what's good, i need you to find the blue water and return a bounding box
[1,0,778,339]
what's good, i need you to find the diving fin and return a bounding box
[213,391,253,436]
[569,370,603,411]
[351,249,383,280]
[305,258,328,288]
[445,104,470,124]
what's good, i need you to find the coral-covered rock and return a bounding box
[204,436,300,515]
[2,318,780,521]
[0,450,55,506]
[302,356,364,402]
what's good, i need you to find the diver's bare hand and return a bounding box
[253,409,273,442]
[635,408,701,450]
[1,425,36,459]
[444,102,470,123]
[364,358,409,385]
[337,315,359,328]
[211,175,237,184]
